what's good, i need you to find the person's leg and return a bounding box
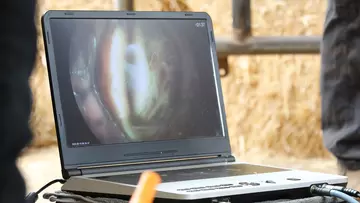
[0,0,37,202]
[321,0,360,189]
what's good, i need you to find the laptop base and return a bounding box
[63,184,347,203]
[61,163,347,202]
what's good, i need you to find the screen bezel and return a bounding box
[42,10,232,170]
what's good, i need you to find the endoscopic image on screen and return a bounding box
[50,19,223,147]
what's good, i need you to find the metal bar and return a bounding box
[232,0,251,41]
[216,36,321,57]
[116,0,134,10]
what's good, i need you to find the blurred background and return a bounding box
[21,0,333,202]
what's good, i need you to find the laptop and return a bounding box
[41,10,347,202]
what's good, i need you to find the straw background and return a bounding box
[29,0,330,158]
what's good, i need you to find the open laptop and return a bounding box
[41,10,347,202]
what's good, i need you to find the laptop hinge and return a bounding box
[63,168,82,179]
[71,154,235,177]
[223,154,236,162]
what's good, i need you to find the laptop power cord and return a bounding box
[310,184,359,203]
[25,179,66,203]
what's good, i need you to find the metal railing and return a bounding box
[117,0,321,76]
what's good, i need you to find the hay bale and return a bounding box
[157,0,191,11]
[243,0,327,158]
[221,0,328,158]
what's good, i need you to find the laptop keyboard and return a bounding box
[96,164,286,185]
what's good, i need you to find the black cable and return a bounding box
[310,185,359,203]
[320,184,360,198]
[25,179,66,203]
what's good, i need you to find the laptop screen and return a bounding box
[49,18,224,148]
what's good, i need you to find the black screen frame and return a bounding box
[41,10,232,171]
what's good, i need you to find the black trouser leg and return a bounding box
[321,0,360,170]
